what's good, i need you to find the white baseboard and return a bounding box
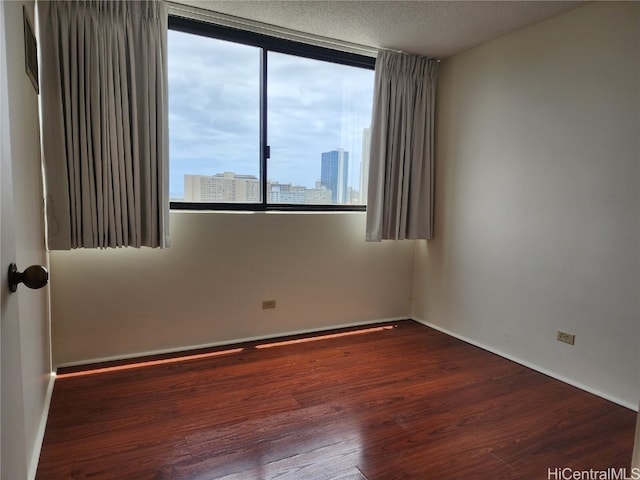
[28,373,56,480]
[55,317,410,370]
[413,318,638,412]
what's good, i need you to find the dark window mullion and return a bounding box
[260,47,268,207]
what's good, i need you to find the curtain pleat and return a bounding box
[38,0,169,249]
[366,50,438,241]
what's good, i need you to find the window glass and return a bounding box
[168,30,261,203]
[267,52,374,205]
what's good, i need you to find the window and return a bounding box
[168,16,375,211]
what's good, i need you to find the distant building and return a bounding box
[305,181,332,204]
[268,181,305,204]
[347,186,360,204]
[321,149,349,204]
[184,173,334,205]
[268,180,332,204]
[184,172,259,202]
[360,127,371,204]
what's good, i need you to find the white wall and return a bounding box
[2,1,52,477]
[51,212,414,365]
[413,2,639,408]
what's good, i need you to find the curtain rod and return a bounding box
[166,1,379,58]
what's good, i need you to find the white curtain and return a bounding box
[366,50,438,241]
[38,0,170,249]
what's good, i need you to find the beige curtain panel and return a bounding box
[366,50,438,241]
[38,0,170,249]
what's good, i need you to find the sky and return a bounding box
[167,29,375,199]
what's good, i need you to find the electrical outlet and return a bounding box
[262,300,276,310]
[557,331,575,345]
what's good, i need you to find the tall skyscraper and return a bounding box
[360,127,371,204]
[321,149,349,204]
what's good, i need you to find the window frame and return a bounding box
[168,15,376,212]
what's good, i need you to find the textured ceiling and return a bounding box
[173,1,584,58]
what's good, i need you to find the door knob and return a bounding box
[8,263,48,292]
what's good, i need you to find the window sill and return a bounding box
[170,202,366,213]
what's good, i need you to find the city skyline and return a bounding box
[181,171,361,204]
[179,147,364,204]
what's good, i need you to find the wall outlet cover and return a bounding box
[557,331,575,345]
[262,300,277,310]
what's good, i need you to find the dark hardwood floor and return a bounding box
[36,320,635,480]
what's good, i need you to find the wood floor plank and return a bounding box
[210,439,364,480]
[37,320,635,480]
